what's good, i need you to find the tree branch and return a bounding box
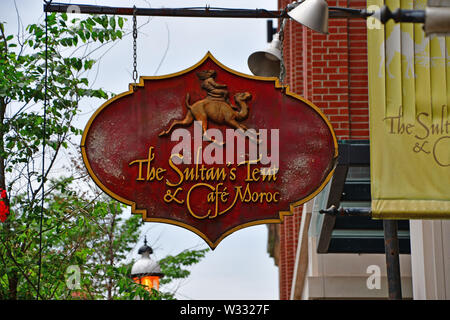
[0,241,44,299]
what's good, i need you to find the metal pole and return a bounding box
[319,205,372,217]
[44,3,283,18]
[383,220,402,300]
[43,3,371,19]
[378,5,425,24]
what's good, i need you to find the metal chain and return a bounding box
[132,6,138,84]
[278,17,287,86]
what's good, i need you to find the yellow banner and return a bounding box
[367,0,450,219]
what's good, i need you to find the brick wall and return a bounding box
[276,0,369,300]
[348,1,370,139]
[278,206,302,300]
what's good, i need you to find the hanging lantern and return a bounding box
[130,237,164,292]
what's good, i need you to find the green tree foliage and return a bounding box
[0,13,208,300]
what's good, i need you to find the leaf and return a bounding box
[80,77,89,85]
[77,30,86,42]
[109,17,116,30]
[73,59,82,71]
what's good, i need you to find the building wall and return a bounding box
[295,200,412,299]
[276,0,370,300]
[278,206,302,300]
[410,220,450,299]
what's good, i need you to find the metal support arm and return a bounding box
[44,2,374,20]
[319,205,372,217]
[378,5,426,24]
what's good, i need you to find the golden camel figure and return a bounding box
[158,92,259,145]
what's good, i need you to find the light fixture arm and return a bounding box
[44,2,376,20]
[328,7,374,19]
[286,1,374,19]
[377,5,425,24]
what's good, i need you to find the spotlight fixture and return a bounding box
[287,0,329,34]
[247,33,282,77]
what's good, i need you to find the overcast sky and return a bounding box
[1,0,280,299]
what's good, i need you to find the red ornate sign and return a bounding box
[81,53,337,248]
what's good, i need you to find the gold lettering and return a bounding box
[186,183,214,219]
[129,146,283,218]
[184,167,195,181]
[145,147,155,179]
[129,159,146,181]
[207,191,215,203]
[186,182,281,220]
[234,183,279,204]
[129,147,166,181]
[166,154,184,187]
[155,167,165,181]
[220,188,229,203]
[209,183,222,219]
[163,187,184,204]
[205,167,227,181]
[251,168,261,182]
[229,168,236,181]
[273,192,280,202]
[261,167,278,182]
[239,157,261,182]
[235,184,251,203]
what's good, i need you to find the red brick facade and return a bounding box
[278,207,302,300]
[276,0,369,300]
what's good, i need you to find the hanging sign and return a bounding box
[81,52,337,248]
